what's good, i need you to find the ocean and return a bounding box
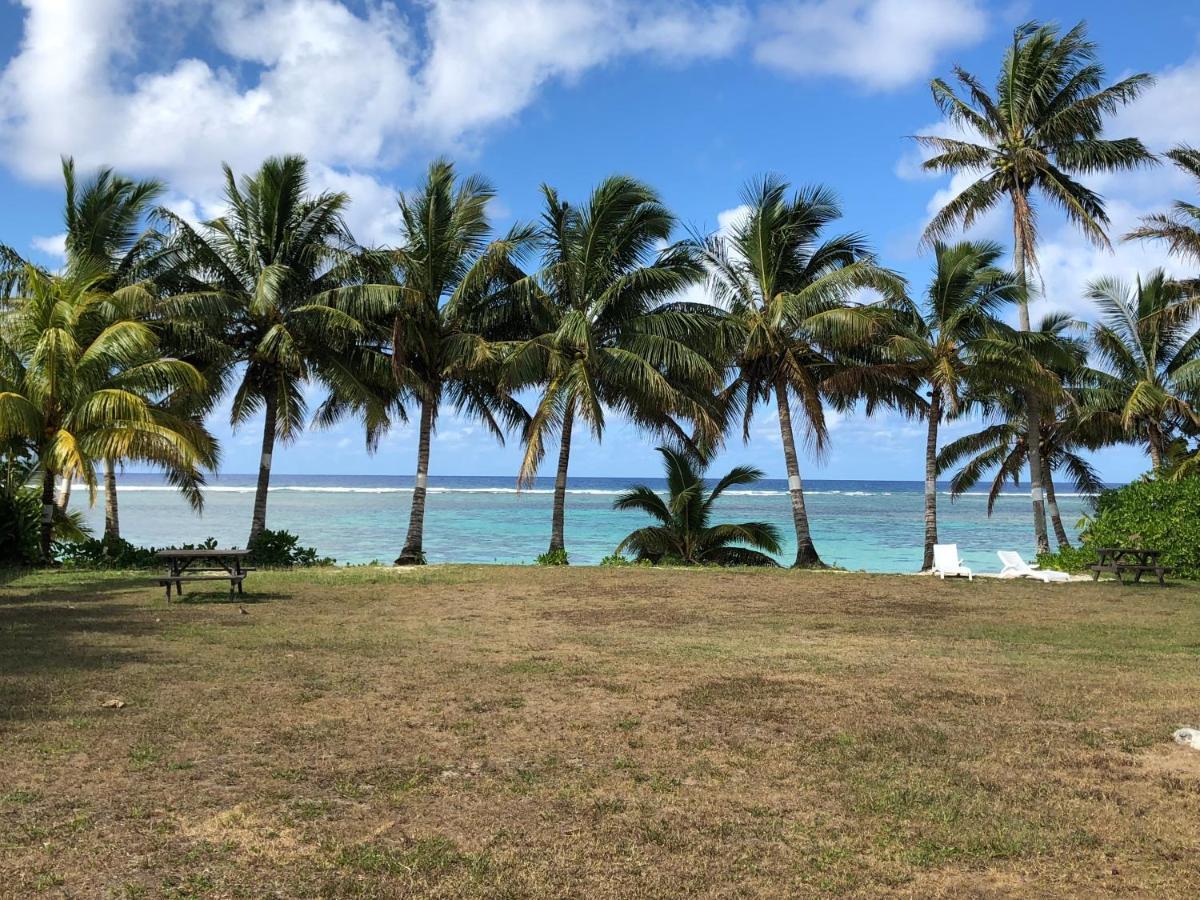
[71,474,1094,574]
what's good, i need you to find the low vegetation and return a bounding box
[1,567,1198,896]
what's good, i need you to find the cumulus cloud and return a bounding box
[754,0,988,90]
[29,231,66,259]
[0,0,747,192]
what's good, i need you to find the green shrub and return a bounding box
[247,529,334,568]
[1040,476,1200,580]
[535,548,569,566]
[59,536,160,569]
[0,483,42,566]
[599,553,632,567]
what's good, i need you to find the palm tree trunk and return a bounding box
[1012,227,1050,554]
[248,390,278,546]
[396,395,434,566]
[56,472,72,512]
[922,391,941,572]
[1043,457,1071,550]
[774,377,823,568]
[103,459,120,542]
[39,467,56,562]
[1147,425,1164,472]
[547,401,574,556]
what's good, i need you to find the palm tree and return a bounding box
[885,240,1022,570]
[386,159,534,565]
[1126,146,1200,288]
[157,155,395,545]
[54,157,217,542]
[918,19,1155,552]
[694,176,903,568]
[506,176,724,561]
[939,313,1104,549]
[0,262,210,559]
[613,445,781,566]
[1082,271,1200,471]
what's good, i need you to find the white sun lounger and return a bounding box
[932,544,972,580]
[997,550,1070,582]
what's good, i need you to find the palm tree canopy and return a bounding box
[507,175,727,483]
[0,262,211,504]
[156,154,397,447]
[614,445,781,566]
[918,20,1154,269]
[383,158,536,442]
[1081,270,1200,446]
[695,175,906,448]
[1126,146,1200,275]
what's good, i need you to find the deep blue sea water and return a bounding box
[71,473,1095,574]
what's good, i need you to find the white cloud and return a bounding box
[30,231,66,258]
[0,0,747,196]
[754,0,988,90]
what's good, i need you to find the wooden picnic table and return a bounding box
[154,548,252,600]
[1089,547,1171,585]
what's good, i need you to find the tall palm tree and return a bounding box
[1082,271,1200,471]
[158,155,395,545]
[918,19,1155,552]
[886,240,1023,570]
[1126,146,1200,288]
[0,263,210,559]
[613,445,781,566]
[694,176,903,568]
[55,157,217,542]
[387,159,534,566]
[507,176,724,561]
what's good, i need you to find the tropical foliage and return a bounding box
[693,176,902,567]
[919,18,1155,552]
[613,445,781,567]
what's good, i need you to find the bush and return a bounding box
[1036,544,1095,575]
[247,529,334,568]
[1039,476,1200,579]
[0,484,42,566]
[59,536,160,569]
[599,553,632,567]
[535,548,569,566]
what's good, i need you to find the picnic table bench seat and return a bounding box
[153,549,252,600]
[1089,548,1172,585]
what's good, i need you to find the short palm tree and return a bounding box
[613,445,781,566]
[158,155,395,545]
[507,176,724,560]
[919,19,1154,552]
[1126,146,1200,287]
[885,240,1023,570]
[1082,271,1200,471]
[694,175,903,568]
[387,159,534,565]
[0,263,210,560]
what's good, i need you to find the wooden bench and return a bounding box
[154,549,253,601]
[157,574,245,601]
[1089,548,1171,586]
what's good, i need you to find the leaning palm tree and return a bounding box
[613,445,781,566]
[0,263,210,560]
[694,176,903,568]
[1081,271,1200,471]
[157,155,395,545]
[507,176,725,561]
[918,19,1155,552]
[386,159,534,565]
[885,240,1023,570]
[1126,146,1200,289]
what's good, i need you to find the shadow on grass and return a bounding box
[0,598,163,725]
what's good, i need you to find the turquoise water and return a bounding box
[72,474,1092,574]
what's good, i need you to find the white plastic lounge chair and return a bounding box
[997,550,1070,582]
[932,544,972,580]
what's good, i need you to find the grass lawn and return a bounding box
[1,566,1199,897]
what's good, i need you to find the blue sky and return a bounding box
[1,0,1198,482]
